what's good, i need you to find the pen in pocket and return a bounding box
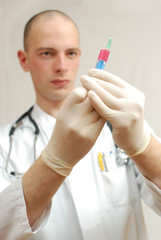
[98,152,108,172]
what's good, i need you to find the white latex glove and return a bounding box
[41,86,105,176]
[80,68,150,157]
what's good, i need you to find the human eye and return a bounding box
[67,50,79,58]
[42,51,52,56]
[38,49,55,58]
[69,51,76,56]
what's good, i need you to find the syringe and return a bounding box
[95,38,112,70]
[95,38,113,137]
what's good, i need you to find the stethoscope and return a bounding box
[5,106,40,178]
[5,108,130,178]
[106,121,131,166]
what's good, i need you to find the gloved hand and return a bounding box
[80,68,151,157]
[41,86,105,176]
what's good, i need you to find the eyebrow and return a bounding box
[36,47,80,52]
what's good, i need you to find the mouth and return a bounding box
[50,79,70,87]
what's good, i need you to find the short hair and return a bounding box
[23,10,79,51]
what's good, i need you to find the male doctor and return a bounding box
[1,9,161,240]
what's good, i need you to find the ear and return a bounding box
[17,50,29,72]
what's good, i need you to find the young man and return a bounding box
[0,9,161,240]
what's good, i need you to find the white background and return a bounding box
[1,0,161,238]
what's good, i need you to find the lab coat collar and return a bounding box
[32,104,56,125]
[32,104,56,124]
[31,104,56,140]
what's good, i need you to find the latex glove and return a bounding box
[41,86,105,176]
[80,68,150,157]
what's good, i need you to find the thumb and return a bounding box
[65,87,88,105]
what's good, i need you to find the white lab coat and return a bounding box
[0,105,161,240]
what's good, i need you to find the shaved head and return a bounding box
[24,10,79,51]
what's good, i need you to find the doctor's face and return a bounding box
[19,16,81,105]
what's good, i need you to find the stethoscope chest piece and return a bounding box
[116,147,131,166]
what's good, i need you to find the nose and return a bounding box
[53,54,68,73]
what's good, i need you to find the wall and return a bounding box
[0,0,161,238]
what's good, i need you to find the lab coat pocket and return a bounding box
[101,165,138,210]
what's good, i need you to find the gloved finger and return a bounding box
[65,86,88,105]
[84,108,103,124]
[91,116,106,135]
[80,75,124,98]
[88,90,119,121]
[81,75,122,110]
[71,94,101,125]
[88,68,127,88]
[81,93,95,112]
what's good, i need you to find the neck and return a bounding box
[36,99,65,118]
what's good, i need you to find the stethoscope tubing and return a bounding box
[6,106,40,177]
[5,107,130,178]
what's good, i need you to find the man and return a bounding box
[1,9,161,240]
